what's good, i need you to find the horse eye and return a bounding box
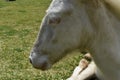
[48,17,61,25]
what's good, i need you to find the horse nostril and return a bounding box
[29,58,32,64]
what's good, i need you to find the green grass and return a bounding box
[0,0,82,80]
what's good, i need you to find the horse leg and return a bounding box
[67,53,98,80]
[77,61,97,80]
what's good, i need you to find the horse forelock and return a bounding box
[46,0,73,15]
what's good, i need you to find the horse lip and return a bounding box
[29,52,51,70]
[32,63,51,71]
[33,66,47,71]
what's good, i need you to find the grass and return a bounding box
[0,0,82,80]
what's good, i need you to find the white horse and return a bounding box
[29,0,120,80]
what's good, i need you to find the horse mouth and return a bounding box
[33,62,51,71]
[33,66,49,71]
[29,58,51,71]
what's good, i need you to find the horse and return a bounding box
[29,0,120,80]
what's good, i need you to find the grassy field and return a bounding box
[0,0,82,80]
